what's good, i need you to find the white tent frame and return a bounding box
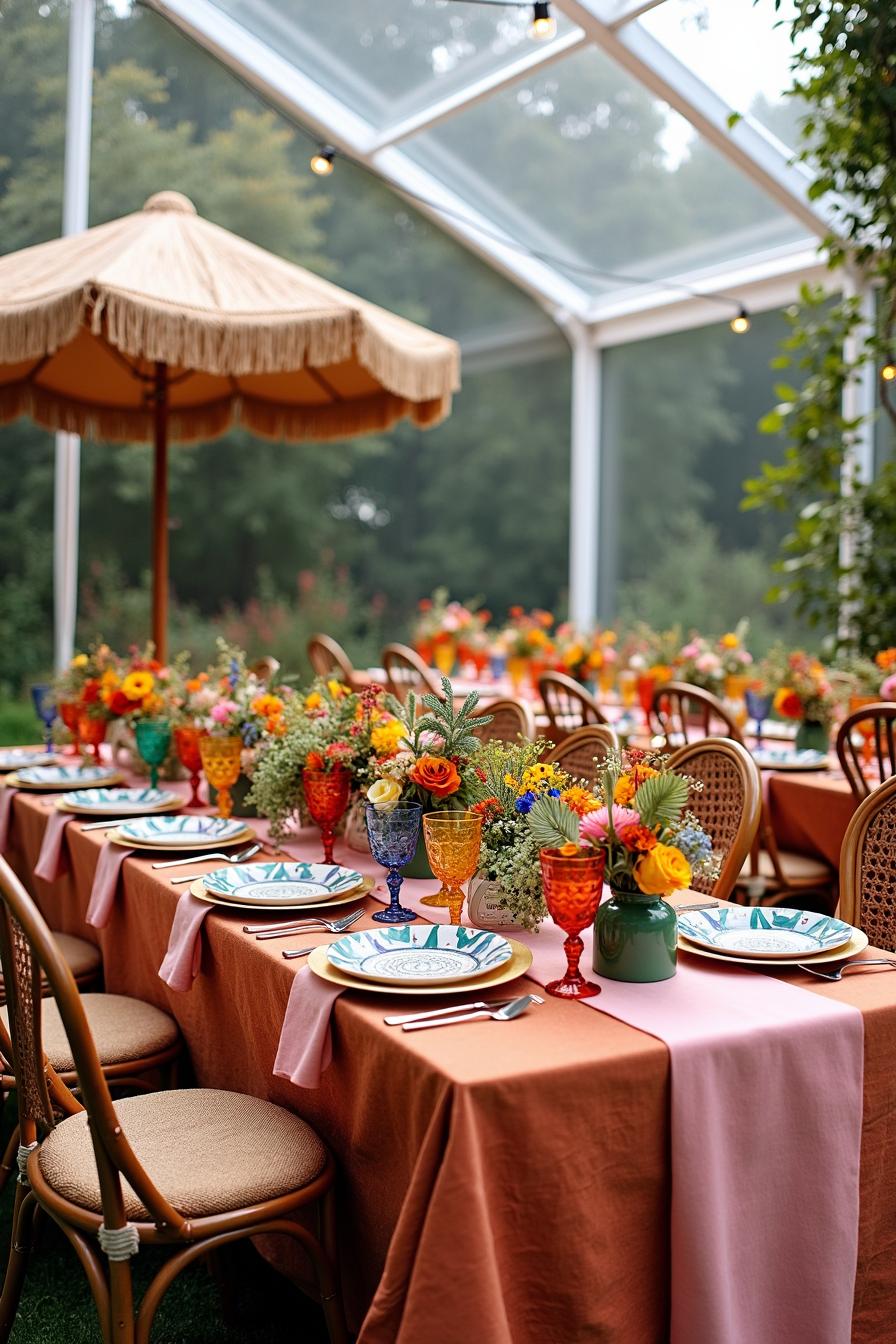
[54,0,875,653]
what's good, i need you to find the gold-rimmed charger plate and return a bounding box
[678,925,868,969]
[5,769,124,792]
[188,874,375,913]
[306,937,534,996]
[106,825,255,852]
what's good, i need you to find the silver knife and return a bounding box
[384,995,544,1026]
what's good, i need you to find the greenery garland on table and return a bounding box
[741,0,896,654]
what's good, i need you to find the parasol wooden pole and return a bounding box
[151,361,169,663]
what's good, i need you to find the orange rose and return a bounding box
[408,754,461,799]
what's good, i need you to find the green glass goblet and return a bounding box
[134,718,172,790]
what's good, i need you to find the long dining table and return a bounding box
[3,775,896,1344]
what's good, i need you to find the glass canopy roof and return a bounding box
[150,0,825,324]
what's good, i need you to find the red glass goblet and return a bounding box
[174,725,205,807]
[59,700,82,755]
[302,766,351,863]
[539,848,606,999]
[636,674,656,727]
[77,712,107,765]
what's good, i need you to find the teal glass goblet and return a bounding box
[134,718,172,790]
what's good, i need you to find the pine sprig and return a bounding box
[413,676,492,757]
[633,772,689,830]
[527,794,581,849]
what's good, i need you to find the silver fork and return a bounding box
[250,909,364,939]
[797,958,896,981]
[402,995,538,1031]
[385,994,545,1026]
[155,842,261,873]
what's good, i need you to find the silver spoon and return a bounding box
[252,909,364,939]
[402,995,539,1032]
[385,994,545,1026]
[155,842,261,872]
[797,958,896,981]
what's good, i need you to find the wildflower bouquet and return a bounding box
[717,621,753,680]
[413,588,489,668]
[761,647,838,726]
[623,623,681,680]
[53,642,123,722]
[366,677,491,814]
[675,635,724,692]
[102,645,187,725]
[249,680,402,840]
[470,738,600,930]
[500,606,555,660]
[527,748,719,899]
[876,648,896,699]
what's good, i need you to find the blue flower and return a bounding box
[547,788,561,797]
[674,824,712,865]
[514,791,537,814]
[229,657,239,689]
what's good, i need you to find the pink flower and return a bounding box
[881,673,896,700]
[580,805,641,844]
[681,641,700,660]
[211,699,238,723]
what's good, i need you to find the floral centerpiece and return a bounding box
[527,748,719,982]
[468,738,598,930]
[498,606,555,692]
[553,624,618,688]
[875,648,896,700]
[413,588,489,676]
[760,646,838,750]
[52,641,124,756]
[717,621,753,688]
[675,635,724,693]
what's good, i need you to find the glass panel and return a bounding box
[599,309,808,645]
[639,0,805,151]
[403,44,809,297]
[207,0,580,126]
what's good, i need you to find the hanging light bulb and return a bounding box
[729,307,751,334]
[530,2,556,40]
[310,146,335,176]
[882,362,896,382]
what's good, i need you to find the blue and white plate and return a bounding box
[115,815,249,848]
[202,861,363,906]
[58,787,180,815]
[677,906,854,959]
[327,925,514,986]
[752,747,830,771]
[10,764,122,790]
[0,749,63,772]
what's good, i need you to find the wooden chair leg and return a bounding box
[0,1186,38,1342]
[55,1221,112,1341]
[107,1259,135,1344]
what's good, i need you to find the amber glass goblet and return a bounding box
[59,700,82,755]
[539,848,606,999]
[77,712,107,765]
[848,694,878,776]
[200,734,243,820]
[422,811,483,926]
[302,766,351,863]
[174,725,205,807]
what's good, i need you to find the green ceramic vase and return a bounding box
[795,719,829,753]
[594,887,678,983]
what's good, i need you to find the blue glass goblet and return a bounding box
[744,689,773,743]
[365,802,422,925]
[30,683,56,752]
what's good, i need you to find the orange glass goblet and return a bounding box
[199,734,242,820]
[539,847,606,999]
[422,811,483,925]
[174,725,206,807]
[77,712,107,765]
[302,766,351,864]
[848,694,878,776]
[59,700,82,755]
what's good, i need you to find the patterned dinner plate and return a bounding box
[677,906,854,959]
[7,764,123,791]
[201,861,363,905]
[112,815,251,848]
[309,938,533,997]
[189,875,374,914]
[0,749,64,772]
[751,748,830,771]
[678,926,868,969]
[327,925,514,986]
[56,787,181,816]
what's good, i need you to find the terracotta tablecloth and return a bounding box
[4,787,896,1343]
[767,772,858,869]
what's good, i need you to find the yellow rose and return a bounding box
[367,778,402,813]
[720,633,739,649]
[634,844,692,896]
[71,654,88,669]
[304,691,322,710]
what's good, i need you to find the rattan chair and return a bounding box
[0,931,102,1001]
[470,698,535,744]
[836,703,896,803]
[839,775,896,950]
[307,633,357,685]
[545,725,618,787]
[650,681,745,748]
[538,671,609,739]
[0,854,347,1344]
[667,738,762,900]
[381,643,445,707]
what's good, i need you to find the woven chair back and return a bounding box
[545,725,618,787]
[538,671,608,736]
[667,738,761,900]
[470,699,535,744]
[307,634,356,684]
[836,703,896,803]
[651,681,745,747]
[381,644,444,707]
[839,775,896,950]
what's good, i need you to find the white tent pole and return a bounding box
[838,278,876,644]
[54,0,95,670]
[561,317,601,629]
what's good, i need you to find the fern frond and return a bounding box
[527,795,580,849]
[634,772,689,829]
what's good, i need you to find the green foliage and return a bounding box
[744,1,896,652]
[632,771,689,831]
[408,678,491,760]
[526,794,580,850]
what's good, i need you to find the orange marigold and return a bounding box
[559,785,600,817]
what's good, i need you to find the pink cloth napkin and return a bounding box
[34,810,71,881]
[0,787,18,851]
[158,893,211,991]
[273,968,345,1087]
[85,843,134,928]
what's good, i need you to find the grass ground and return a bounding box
[0,702,37,747]
[0,1101,332,1343]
